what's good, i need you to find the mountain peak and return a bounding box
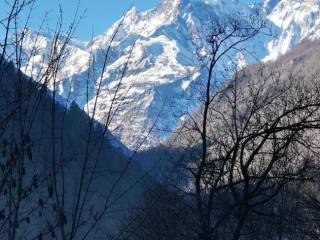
[18,0,320,149]
[126,5,139,16]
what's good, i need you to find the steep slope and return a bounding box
[264,0,320,61]
[138,38,320,175]
[0,62,151,239]
[18,0,320,149]
[175,38,320,145]
[135,38,320,240]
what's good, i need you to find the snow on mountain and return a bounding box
[264,0,320,61]
[18,0,320,150]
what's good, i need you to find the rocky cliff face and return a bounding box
[18,0,320,149]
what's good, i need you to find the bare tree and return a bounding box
[169,53,320,240]
[121,8,320,240]
[174,9,266,240]
[0,1,157,239]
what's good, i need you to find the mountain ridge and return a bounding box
[18,0,320,149]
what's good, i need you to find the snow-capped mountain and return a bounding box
[19,0,320,150]
[264,0,320,61]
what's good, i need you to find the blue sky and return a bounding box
[3,0,160,41]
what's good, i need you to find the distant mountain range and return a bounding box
[18,0,320,150]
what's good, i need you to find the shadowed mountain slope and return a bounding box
[0,62,153,239]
